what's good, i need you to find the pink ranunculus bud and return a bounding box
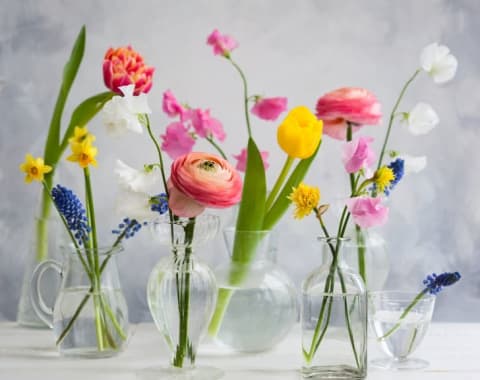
[346,197,389,229]
[206,29,238,56]
[168,152,243,217]
[162,90,185,118]
[342,136,376,174]
[160,122,195,160]
[189,108,226,141]
[315,87,382,140]
[233,148,270,173]
[103,46,154,95]
[251,97,288,121]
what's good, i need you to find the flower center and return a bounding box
[30,167,39,175]
[80,153,90,162]
[198,160,218,172]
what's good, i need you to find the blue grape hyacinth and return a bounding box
[51,184,90,245]
[385,158,405,195]
[112,218,146,239]
[423,272,461,295]
[150,193,169,215]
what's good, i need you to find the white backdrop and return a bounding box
[0,0,478,322]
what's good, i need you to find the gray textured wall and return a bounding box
[0,0,478,322]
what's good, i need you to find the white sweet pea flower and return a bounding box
[115,159,162,194]
[116,189,159,222]
[420,43,458,84]
[399,154,427,174]
[405,102,439,135]
[102,85,151,136]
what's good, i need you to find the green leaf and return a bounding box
[43,25,86,165]
[235,138,267,232]
[263,141,322,230]
[56,91,115,159]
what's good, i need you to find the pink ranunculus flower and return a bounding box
[189,108,226,141]
[233,148,270,173]
[160,122,196,160]
[206,29,238,56]
[168,152,243,217]
[315,87,382,140]
[346,197,389,229]
[251,97,288,121]
[103,46,154,95]
[162,90,185,118]
[342,136,376,174]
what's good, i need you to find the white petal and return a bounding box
[102,96,143,136]
[407,102,439,135]
[129,93,151,114]
[116,190,158,222]
[400,154,427,174]
[119,85,135,97]
[114,159,162,193]
[420,42,458,83]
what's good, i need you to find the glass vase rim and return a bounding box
[60,244,124,257]
[369,290,436,302]
[317,236,351,243]
[223,227,272,235]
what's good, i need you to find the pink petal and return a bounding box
[160,122,195,159]
[251,97,288,121]
[167,180,205,218]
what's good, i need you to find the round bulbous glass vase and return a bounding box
[209,229,298,352]
[301,237,367,380]
[30,245,129,358]
[147,215,222,379]
[344,226,389,291]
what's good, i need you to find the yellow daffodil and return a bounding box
[19,154,52,183]
[373,166,395,193]
[288,182,321,219]
[67,139,98,168]
[277,106,323,159]
[68,126,95,145]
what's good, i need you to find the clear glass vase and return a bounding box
[369,290,435,370]
[301,237,367,379]
[344,226,389,291]
[17,216,64,328]
[208,229,298,352]
[147,215,222,379]
[30,245,129,357]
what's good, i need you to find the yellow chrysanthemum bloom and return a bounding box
[67,139,98,168]
[277,106,323,159]
[373,166,395,193]
[68,126,95,145]
[288,182,321,219]
[19,154,52,183]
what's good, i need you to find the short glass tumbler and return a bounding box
[369,291,436,370]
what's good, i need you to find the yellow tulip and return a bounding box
[277,106,323,159]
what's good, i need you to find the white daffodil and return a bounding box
[420,43,458,84]
[405,102,439,135]
[114,159,162,194]
[399,154,427,174]
[102,85,151,136]
[116,189,159,222]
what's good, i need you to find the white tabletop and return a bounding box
[0,322,478,380]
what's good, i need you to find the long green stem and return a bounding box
[145,114,169,196]
[379,288,428,340]
[377,69,421,169]
[36,174,54,261]
[265,156,294,211]
[355,225,366,285]
[227,57,253,138]
[206,136,227,160]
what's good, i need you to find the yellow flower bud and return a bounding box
[277,106,323,159]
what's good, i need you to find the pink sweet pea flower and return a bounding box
[160,122,195,160]
[162,90,185,118]
[207,29,238,57]
[316,87,382,140]
[251,97,288,121]
[346,197,389,229]
[188,108,226,141]
[168,152,243,217]
[103,46,154,95]
[233,148,270,173]
[342,136,376,174]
